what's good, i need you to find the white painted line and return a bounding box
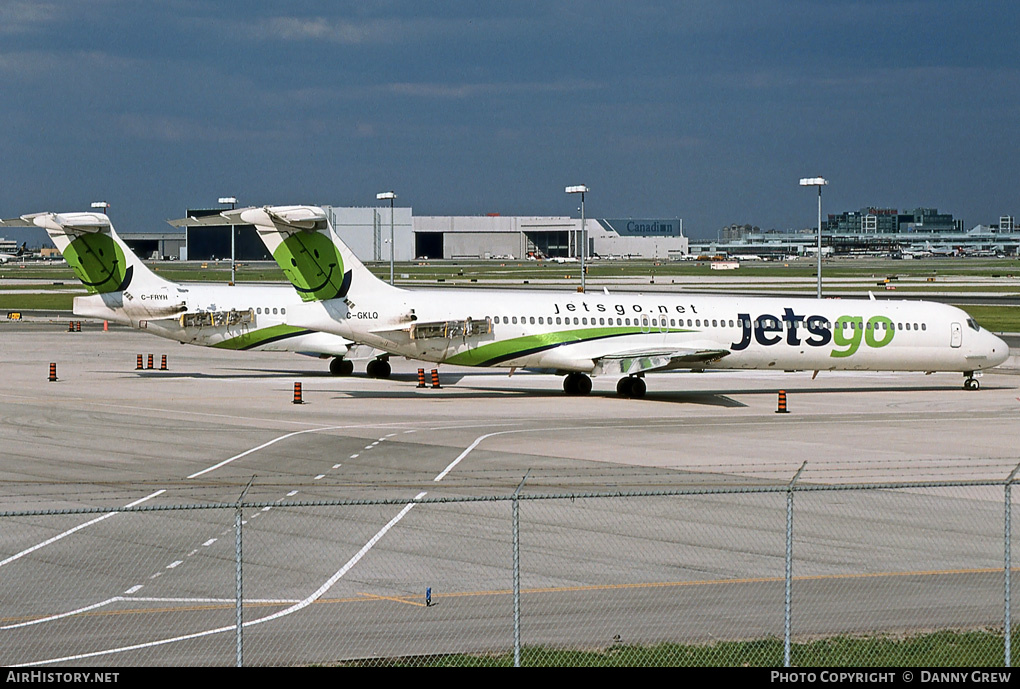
[124,586,143,595]
[261,506,272,512]
[286,490,298,497]
[314,474,326,480]
[0,490,165,569]
[434,431,520,482]
[166,561,182,569]
[1,598,121,630]
[202,539,217,547]
[187,425,352,478]
[18,492,429,666]
[332,464,342,469]
[350,454,359,459]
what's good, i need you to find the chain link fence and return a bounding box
[2,477,1019,666]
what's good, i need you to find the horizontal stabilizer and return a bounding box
[17,212,112,235]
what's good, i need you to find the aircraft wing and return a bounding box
[591,345,730,376]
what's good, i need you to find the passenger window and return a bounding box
[512,316,517,324]
[530,317,535,325]
[921,323,926,331]
[281,308,286,315]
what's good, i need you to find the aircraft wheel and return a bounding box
[629,377,646,398]
[964,377,980,391]
[366,359,392,379]
[616,377,633,397]
[330,358,354,376]
[563,373,592,396]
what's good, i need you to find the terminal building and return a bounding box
[156,206,687,262]
[692,208,1020,258]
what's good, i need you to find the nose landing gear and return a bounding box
[963,372,980,390]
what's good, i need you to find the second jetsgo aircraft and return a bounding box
[12,211,383,375]
[214,204,1006,397]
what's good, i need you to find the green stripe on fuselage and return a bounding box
[445,326,694,366]
[211,324,311,350]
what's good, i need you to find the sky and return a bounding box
[1,1,1018,239]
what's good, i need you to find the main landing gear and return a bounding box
[329,357,354,376]
[330,356,392,378]
[365,357,392,379]
[561,373,648,398]
[963,372,980,391]
[563,372,592,396]
[616,376,646,399]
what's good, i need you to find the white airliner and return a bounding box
[0,242,28,263]
[205,205,1008,397]
[7,211,385,376]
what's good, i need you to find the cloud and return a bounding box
[381,79,601,99]
[0,1,61,35]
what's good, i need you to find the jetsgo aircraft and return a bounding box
[217,205,1006,397]
[9,211,384,375]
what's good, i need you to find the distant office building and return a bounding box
[824,207,964,234]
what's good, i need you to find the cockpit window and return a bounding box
[967,317,980,332]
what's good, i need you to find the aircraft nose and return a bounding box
[987,331,1011,367]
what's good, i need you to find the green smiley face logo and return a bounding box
[63,233,131,294]
[273,231,348,302]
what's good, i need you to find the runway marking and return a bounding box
[314,474,326,480]
[8,565,1013,629]
[358,592,427,608]
[434,430,523,482]
[166,561,182,569]
[187,425,353,478]
[286,490,298,497]
[0,490,164,570]
[15,491,430,666]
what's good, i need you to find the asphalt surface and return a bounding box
[2,321,1019,665]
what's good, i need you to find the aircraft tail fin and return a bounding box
[25,212,174,295]
[232,205,398,303]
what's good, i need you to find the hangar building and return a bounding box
[172,207,687,262]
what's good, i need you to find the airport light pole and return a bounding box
[565,185,589,292]
[799,177,828,298]
[219,197,238,285]
[377,191,397,285]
